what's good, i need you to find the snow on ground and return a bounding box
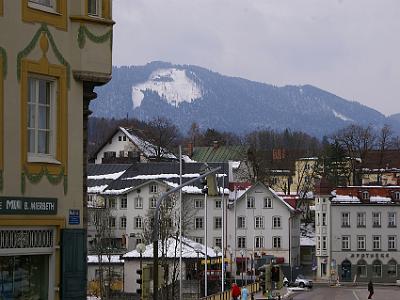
[131,68,202,108]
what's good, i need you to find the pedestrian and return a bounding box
[368,280,374,299]
[231,283,241,300]
[241,286,248,300]
[250,293,254,300]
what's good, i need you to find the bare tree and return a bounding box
[144,117,180,161]
[141,192,197,300]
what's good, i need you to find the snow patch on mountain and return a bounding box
[332,109,353,122]
[131,68,202,108]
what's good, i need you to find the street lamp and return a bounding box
[227,246,233,285]
[136,243,146,296]
[213,246,221,289]
[194,243,203,298]
[240,249,245,286]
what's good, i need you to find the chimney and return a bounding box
[187,142,194,157]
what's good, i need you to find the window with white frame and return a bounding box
[357,212,366,227]
[322,213,326,226]
[214,217,222,229]
[322,236,327,250]
[108,198,116,209]
[316,236,320,250]
[372,212,381,227]
[215,238,222,249]
[247,196,255,208]
[135,197,143,209]
[194,198,203,209]
[362,191,369,200]
[195,217,204,229]
[88,0,101,17]
[357,236,366,250]
[120,196,127,209]
[237,216,246,229]
[341,212,350,227]
[150,184,158,194]
[123,135,127,141]
[108,217,115,228]
[254,216,264,229]
[388,212,396,227]
[254,236,264,249]
[215,199,222,209]
[272,216,281,229]
[342,236,350,250]
[372,260,382,277]
[120,217,126,229]
[194,237,203,244]
[134,217,143,229]
[394,191,400,201]
[28,76,56,161]
[237,236,246,249]
[372,235,381,250]
[272,236,281,249]
[149,197,157,209]
[316,213,320,226]
[388,236,397,250]
[28,0,56,12]
[263,197,272,208]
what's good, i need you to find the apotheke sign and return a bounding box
[0,197,57,215]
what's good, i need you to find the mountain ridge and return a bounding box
[91,61,400,137]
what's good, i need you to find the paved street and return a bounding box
[292,286,400,300]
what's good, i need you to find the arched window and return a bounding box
[356,259,367,278]
[372,260,382,277]
[388,259,397,277]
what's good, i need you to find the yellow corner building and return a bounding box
[0,1,114,299]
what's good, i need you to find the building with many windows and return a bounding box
[0,1,114,299]
[315,186,400,283]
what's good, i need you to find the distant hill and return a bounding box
[91,61,400,137]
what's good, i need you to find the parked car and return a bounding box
[283,275,313,288]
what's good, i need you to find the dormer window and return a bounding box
[362,191,369,200]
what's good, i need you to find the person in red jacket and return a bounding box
[231,283,241,300]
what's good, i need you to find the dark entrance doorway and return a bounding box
[341,260,352,281]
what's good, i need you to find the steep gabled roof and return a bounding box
[90,126,177,161]
[92,162,229,195]
[234,181,295,211]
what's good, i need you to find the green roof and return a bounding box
[192,145,248,162]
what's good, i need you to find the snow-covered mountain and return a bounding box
[91,61,400,137]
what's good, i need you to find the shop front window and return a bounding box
[0,255,49,299]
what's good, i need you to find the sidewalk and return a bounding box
[254,287,293,300]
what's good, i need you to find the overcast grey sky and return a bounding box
[113,0,400,116]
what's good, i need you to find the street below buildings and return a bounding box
[291,286,400,300]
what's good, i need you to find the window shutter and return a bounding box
[61,229,86,299]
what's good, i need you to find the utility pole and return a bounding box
[152,167,221,300]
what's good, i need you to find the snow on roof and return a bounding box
[229,187,250,201]
[120,127,177,159]
[102,187,132,195]
[123,237,220,259]
[331,195,361,203]
[88,185,108,194]
[182,155,196,163]
[230,161,241,169]
[87,255,124,264]
[88,170,126,180]
[163,181,229,195]
[124,173,201,180]
[268,187,295,211]
[369,196,392,203]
